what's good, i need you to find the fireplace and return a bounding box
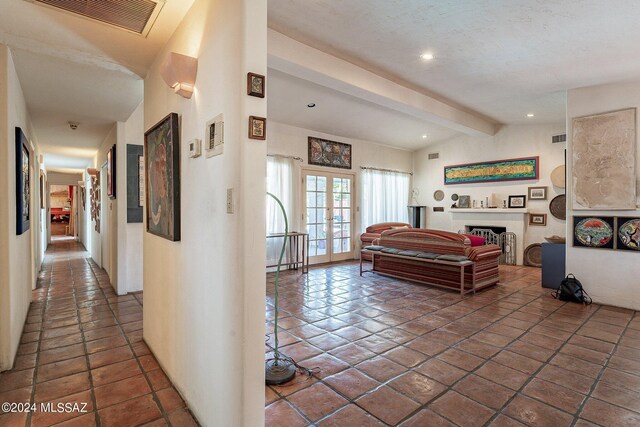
[466,225,506,235]
[464,225,516,265]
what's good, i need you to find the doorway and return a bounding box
[302,170,354,264]
[49,184,75,241]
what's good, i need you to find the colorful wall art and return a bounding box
[308,137,352,169]
[573,216,614,249]
[572,108,636,210]
[15,127,31,235]
[144,113,181,241]
[617,217,640,251]
[444,157,538,184]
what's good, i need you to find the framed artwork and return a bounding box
[528,186,547,200]
[247,72,265,98]
[572,108,636,210]
[248,116,266,140]
[616,217,640,251]
[444,156,538,185]
[144,113,181,241]
[529,213,547,226]
[15,127,31,235]
[107,145,116,199]
[126,144,143,223]
[508,195,526,208]
[458,195,471,208]
[573,216,614,249]
[39,171,45,209]
[308,137,352,169]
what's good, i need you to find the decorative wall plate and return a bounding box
[549,195,566,220]
[523,243,542,267]
[451,193,459,201]
[550,165,566,188]
[434,190,445,201]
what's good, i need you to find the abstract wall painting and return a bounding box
[308,137,352,169]
[444,157,538,185]
[572,108,636,210]
[573,216,614,249]
[616,217,640,251]
[15,127,31,235]
[144,113,181,241]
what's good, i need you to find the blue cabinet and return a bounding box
[542,243,565,289]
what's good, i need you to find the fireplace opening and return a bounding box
[466,225,506,235]
[464,225,516,265]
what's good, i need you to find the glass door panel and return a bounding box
[303,171,354,264]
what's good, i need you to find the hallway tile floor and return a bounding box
[265,263,640,426]
[0,241,198,426]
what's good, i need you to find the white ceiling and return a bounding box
[268,69,459,149]
[0,0,195,172]
[268,0,640,125]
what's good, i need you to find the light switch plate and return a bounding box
[226,188,234,214]
[188,139,201,158]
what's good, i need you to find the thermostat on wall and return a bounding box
[205,114,224,158]
[188,139,201,158]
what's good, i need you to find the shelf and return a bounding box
[450,208,529,214]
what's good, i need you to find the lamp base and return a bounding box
[265,359,296,385]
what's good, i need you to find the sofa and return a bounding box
[360,222,412,261]
[363,228,501,294]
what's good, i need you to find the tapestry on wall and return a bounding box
[444,157,539,185]
[573,216,615,249]
[572,108,636,210]
[144,113,181,241]
[616,217,640,251]
[15,127,31,235]
[308,137,352,169]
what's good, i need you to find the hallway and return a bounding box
[0,241,197,426]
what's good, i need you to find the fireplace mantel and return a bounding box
[450,208,529,214]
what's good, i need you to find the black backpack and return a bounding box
[552,274,592,305]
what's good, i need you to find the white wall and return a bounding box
[94,125,117,288]
[268,121,414,237]
[116,101,144,294]
[143,0,266,425]
[566,80,640,310]
[0,45,44,371]
[413,123,566,263]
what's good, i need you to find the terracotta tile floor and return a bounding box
[0,240,197,427]
[265,262,640,426]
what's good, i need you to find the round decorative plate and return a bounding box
[551,165,566,188]
[549,195,566,220]
[544,235,566,244]
[434,190,445,201]
[523,243,542,267]
[618,218,640,250]
[575,218,613,247]
[451,193,459,201]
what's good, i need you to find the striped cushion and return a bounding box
[379,229,470,256]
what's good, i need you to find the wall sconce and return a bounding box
[160,52,198,99]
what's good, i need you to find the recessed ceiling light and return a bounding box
[527,113,535,118]
[422,134,428,139]
[420,53,435,61]
[307,103,316,108]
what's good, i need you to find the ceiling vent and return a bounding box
[552,133,567,144]
[30,0,164,36]
[428,152,440,160]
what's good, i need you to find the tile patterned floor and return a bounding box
[0,240,198,427]
[265,262,640,426]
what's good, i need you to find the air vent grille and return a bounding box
[552,133,567,143]
[428,152,439,160]
[34,0,161,34]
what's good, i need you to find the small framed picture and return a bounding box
[508,195,526,208]
[528,186,548,200]
[247,72,265,98]
[249,116,266,140]
[529,213,547,226]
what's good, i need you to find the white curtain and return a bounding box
[266,156,298,265]
[361,169,410,231]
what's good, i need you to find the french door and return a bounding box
[303,171,354,264]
